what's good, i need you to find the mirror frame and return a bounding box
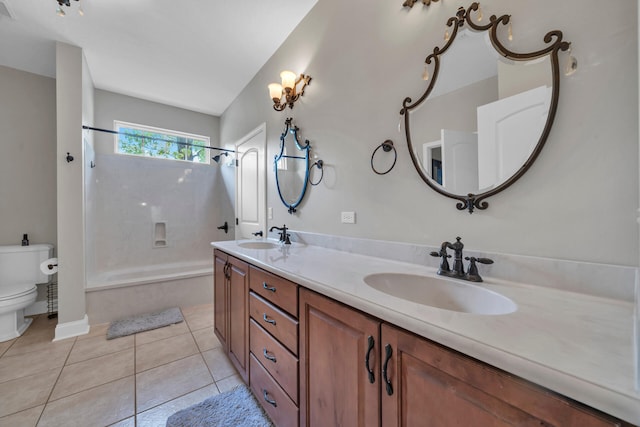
[274,117,311,214]
[400,3,570,213]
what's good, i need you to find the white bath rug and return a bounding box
[165,384,274,427]
[106,307,184,340]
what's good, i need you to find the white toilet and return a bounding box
[0,244,54,342]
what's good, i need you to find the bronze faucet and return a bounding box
[430,237,493,282]
[269,224,291,244]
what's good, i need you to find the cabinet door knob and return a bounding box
[263,313,277,325]
[263,389,278,407]
[382,344,394,396]
[365,335,375,384]
[263,282,277,292]
[263,348,277,363]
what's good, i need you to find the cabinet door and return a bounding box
[213,251,228,349]
[227,255,249,383]
[381,324,623,427]
[299,289,380,427]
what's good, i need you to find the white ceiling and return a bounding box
[0,0,317,116]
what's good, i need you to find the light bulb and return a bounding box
[508,21,513,41]
[268,83,283,101]
[477,5,483,22]
[280,71,297,91]
[56,6,66,16]
[78,5,84,16]
[422,64,429,81]
[444,29,450,42]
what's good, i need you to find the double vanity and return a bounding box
[211,235,639,426]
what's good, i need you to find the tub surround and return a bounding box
[86,273,213,325]
[85,261,213,324]
[86,260,212,291]
[211,235,639,425]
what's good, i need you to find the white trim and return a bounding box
[53,314,90,341]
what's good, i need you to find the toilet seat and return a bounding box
[0,285,37,302]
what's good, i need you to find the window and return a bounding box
[114,121,210,164]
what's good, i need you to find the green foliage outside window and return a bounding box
[116,125,208,163]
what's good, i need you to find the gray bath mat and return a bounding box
[107,307,184,340]
[166,384,274,427]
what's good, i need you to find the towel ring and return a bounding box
[371,140,397,175]
[308,160,324,186]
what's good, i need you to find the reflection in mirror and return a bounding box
[274,118,311,214]
[401,3,570,213]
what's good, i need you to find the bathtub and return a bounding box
[86,260,214,324]
[86,260,212,291]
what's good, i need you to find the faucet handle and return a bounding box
[464,256,493,282]
[430,250,451,275]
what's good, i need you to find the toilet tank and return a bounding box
[0,244,54,287]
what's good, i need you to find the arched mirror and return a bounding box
[400,3,571,213]
[274,118,311,214]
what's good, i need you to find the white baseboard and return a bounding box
[54,314,90,341]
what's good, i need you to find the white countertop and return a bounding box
[211,239,639,424]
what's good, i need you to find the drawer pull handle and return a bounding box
[382,344,393,396]
[263,313,277,325]
[263,348,277,363]
[263,282,277,292]
[263,389,277,407]
[365,335,375,384]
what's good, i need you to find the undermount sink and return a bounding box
[364,273,516,315]
[238,241,279,250]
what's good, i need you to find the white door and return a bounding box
[477,85,552,189]
[235,123,266,240]
[441,129,479,195]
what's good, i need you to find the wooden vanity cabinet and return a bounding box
[248,266,300,427]
[213,250,632,427]
[213,250,228,348]
[299,288,381,427]
[380,324,626,427]
[213,249,249,383]
[299,288,629,427]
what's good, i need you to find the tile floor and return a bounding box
[0,304,243,426]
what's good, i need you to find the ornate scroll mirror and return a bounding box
[274,118,311,214]
[400,3,571,213]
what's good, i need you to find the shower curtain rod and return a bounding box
[82,125,237,153]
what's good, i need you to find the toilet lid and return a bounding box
[0,283,37,301]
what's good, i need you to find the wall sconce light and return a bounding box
[268,71,312,111]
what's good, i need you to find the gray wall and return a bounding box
[0,65,57,247]
[220,0,639,266]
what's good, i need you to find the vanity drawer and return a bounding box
[250,292,298,355]
[250,319,298,404]
[250,266,298,317]
[250,353,299,427]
